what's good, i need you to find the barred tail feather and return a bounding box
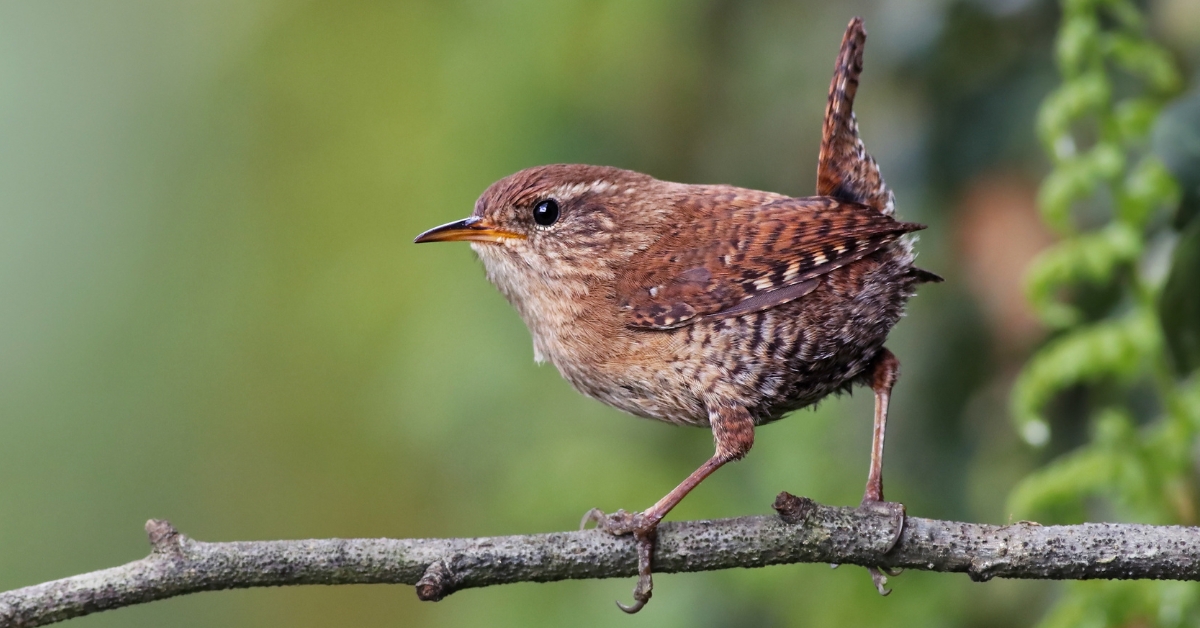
[816,17,895,216]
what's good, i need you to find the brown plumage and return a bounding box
[415,17,939,611]
[618,196,925,329]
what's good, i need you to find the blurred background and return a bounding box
[1,1,1198,627]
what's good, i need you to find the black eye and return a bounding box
[533,199,560,227]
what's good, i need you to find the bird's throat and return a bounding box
[472,242,612,369]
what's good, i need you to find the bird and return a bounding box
[415,17,940,612]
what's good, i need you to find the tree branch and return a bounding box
[3,493,1200,627]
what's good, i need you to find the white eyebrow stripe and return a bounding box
[547,180,616,201]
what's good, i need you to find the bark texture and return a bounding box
[3,493,1199,627]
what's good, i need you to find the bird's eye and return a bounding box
[533,199,560,227]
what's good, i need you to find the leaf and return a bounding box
[1152,87,1200,229]
[1159,214,1200,376]
[1010,311,1160,443]
[1024,222,1142,328]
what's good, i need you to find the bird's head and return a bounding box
[415,164,667,313]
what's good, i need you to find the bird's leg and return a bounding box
[582,404,754,613]
[859,347,905,594]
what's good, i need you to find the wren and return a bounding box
[415,18,939,612]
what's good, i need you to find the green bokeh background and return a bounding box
[1,1,1196,627]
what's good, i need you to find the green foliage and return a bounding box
[6,3,1064,627]
[1010,0,1199,625]
[1156,91,1200,375]
[1038,581,1200,628]
[1160,219,1200,374]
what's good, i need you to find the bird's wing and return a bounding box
[616,196,924,330]
[816,17,895,215]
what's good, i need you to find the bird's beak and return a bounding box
[413,216,526,244]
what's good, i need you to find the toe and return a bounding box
[616,529,656,613]
[617,597,648,614]
[580,508,605,531]
[859,500,905,553]
[869,567,892,596]
[580,508,655,537]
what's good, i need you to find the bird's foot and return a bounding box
[858,498,905,553]
[581,508,658,613]
[580,508,649,535]
[857,499,905,595]
[867,565,904,596]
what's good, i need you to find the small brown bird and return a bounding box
[416,18,939,611]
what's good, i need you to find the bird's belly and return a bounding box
[558,356,710,427]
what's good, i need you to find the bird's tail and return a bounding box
[816,17,895,216]
[909,267,945,284]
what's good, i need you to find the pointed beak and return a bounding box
[413,216,526,244]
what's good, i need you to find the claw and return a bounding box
[585,507,657,614]
[580,508,604,530]
[869,567,892,596]
[616,598,648,614]
[616,530,655,614]
[857,500,905,595]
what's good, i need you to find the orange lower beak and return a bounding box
[413,217,526,244]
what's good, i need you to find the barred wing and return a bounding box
[617,196,922,330]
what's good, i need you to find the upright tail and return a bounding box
[816,17,895,216]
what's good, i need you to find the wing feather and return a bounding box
[617,196,923,330]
